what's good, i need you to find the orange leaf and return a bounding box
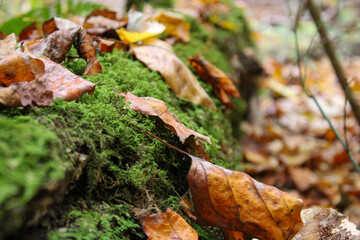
[142,208,198,240]
[122,92,211,145]
[187,155,303,240]
[189,54,240,108]
[0,51,45,86]
[220,229,244,240]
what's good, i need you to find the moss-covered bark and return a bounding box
[0,1,253,239]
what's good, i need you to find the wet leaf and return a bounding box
[142,208,198,240]
[154,10,191,42]
[130,40,216,110]
[122,92,211,144]
[187,155,303,240]
[27,28,81,63]
[75,30,102,76]
[18,22,42,42]
[292,207,360,240]
[189,54,240,108]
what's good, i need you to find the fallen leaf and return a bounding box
[130,40,216,110]
[187,155,303,240]
[85,16,125,29]
[122,92,211,144]
[42,17,82,36]
[75,30,102,76]
[0,31,6,40]
[18,22,42,42]
[117,8,165,45]
[292,207,360,240]
[220,229,244,240]
[0,33,16,60]
[289,167,318,192]
[189,54,240,108]
[27,28,81,63]
[86,9,118,20]
[179,197,197,221]
[142,208,198,240]
[1,53,95,107]
[154,10,191,42]
[0,51,45,86]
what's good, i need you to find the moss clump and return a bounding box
[0,115,66,237]
[48,203,143,240]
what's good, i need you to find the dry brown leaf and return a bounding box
[189,54,240,108]
[154,10,191,42]
[18,22,42,42]
[0,51,45,86]
[220,229,244,240]
[122,92,211,144]
[86,9,118,20]
[292,207,360,240]
[0,31,6,40]
[27,28,81,63]
[179,197,197,221]
[42,17,82,36]
[75,30,102,76]
[289,167,318,192]
[0,85,21,107]
[142,208,198,240]
[187,155,303,240]
[0,33,16,60]
[85,16,125,29]
[130,40,216,110]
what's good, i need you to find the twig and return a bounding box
[285,0,360,174]
[307,0,360,127]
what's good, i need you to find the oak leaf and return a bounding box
[189,54,240,108]
[130,40,216,110]
[142,208,198,240]
[122,92,211,145]
[187,155,304,240]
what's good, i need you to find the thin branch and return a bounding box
[285,0,360,174]
[307,0,360,127]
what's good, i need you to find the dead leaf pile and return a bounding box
[241,58,360,226]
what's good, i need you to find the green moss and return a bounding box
[0,115,66,235]
[48,203,143,240]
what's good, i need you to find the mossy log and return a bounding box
[0,2,255,239]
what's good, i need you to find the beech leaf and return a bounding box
[42,17,82,36]
[130,40,216,110]
[122,92,211,144]
[18,22,42,42]
[187,155,304,240]
[142,208,198,240]
[292,207,360,240]
[189,54,240,108]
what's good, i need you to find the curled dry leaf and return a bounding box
[142,208,198,240]
[27,28,81,63]
[154,10,191,42]
[18,22,42,42]
[0,51,45,86]
[189,54,240,108]
[75,30,102,76]
[122,92,211,144]
[42,17,82,36]
[130,40,216,110]
[292,207,360,240]
[187,155,303,240]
